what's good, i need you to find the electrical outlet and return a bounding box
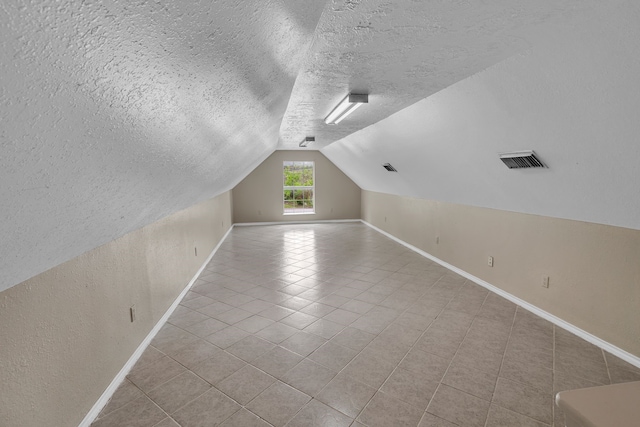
[436,236,439,244]
[258,210,261,215]
[384,216,387,222]
[130,305,136,323]
[195,247,197,256]
[488,256,494,267]
[542,276,550,288]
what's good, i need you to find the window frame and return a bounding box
[283,161,315,215]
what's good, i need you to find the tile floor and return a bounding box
[91,223,640,427]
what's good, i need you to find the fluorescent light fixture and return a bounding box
[324,93,368,125]
[299,136,315,147]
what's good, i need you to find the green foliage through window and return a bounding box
[283,161,314,214]
[284,163,314,186]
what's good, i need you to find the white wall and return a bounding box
[323,0,640,231]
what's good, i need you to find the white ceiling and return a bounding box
[321,0,640,231]
[323,0,640,230]
[0,0,632,292]
[0,0,326,292]
[278,0,607,149]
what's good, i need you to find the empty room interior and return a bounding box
[2,1,640,427]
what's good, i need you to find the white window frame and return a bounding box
[283,161,315,215]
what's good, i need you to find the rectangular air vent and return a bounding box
[382,163,398,172]
[499,150,546,169]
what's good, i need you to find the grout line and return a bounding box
[149,400,173,427]
[602,347,613,384]
[483,305,519,427]
[101,222,606,427]
[362,286,441,404]
[81,225,235,427]
[303,274,448,424]
[360,220,640,370]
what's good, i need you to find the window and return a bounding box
[283,161,314,214]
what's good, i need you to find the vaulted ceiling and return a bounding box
[1,0,636,292]
[278,0,606,149]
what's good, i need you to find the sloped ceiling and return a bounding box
[321,0,640,230]
[0,0,325,292]
[0,0,627,292]
[278,0,606,149]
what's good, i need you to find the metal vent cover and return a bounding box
[499,150,546,169]
[382,163,398,172]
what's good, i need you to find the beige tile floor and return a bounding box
[91,223,640,427]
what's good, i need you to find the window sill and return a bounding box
[283,212,316,216]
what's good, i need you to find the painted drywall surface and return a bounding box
[323,1,640,230]
[232,150,361,223]
[0,192,232,427]
[0,0,325,293]
[362,190,640,356]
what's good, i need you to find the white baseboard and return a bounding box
[80,218,639,427]
[234,219,361,227]
[361,220,640,369]
[78,225,234,427]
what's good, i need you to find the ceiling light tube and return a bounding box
[324,93,368,125]
[299,136,315,147]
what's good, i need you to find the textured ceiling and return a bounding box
[0,0,324,292]
[278,0,605,149]
[0,0,622,292]
[322,0,640,230]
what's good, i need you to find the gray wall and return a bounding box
[0,192,233,427]
[362,190,640,357]
[232,150,361,223]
